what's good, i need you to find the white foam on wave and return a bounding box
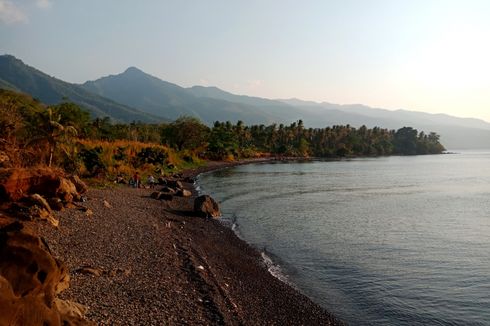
[196,171,296,288]
[260,251,295,288]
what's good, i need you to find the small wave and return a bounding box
[227,216,296,288]
[260,251,296,288]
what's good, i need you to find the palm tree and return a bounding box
[28,108,78,167]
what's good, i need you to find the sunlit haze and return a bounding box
[1,0,490,121]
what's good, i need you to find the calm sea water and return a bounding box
[197,152,490,325]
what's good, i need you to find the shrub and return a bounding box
[79,146,106,176]
[135,147,167,166]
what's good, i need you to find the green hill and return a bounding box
[0,55,162,123]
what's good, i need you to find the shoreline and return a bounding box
[36,158,343,325]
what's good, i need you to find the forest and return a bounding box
[0,89,445,178]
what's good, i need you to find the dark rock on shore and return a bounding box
[160,186,177,194]
[176,189,192,197]
[167,179,183,190]
[194,195,221,218]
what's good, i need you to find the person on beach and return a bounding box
[115,174,126,184]
[132,172,141,188]
[147,175,155,188]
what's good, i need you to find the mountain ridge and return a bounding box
[0,55,162,123]
[81,67,299,124]
[2,54,490,149]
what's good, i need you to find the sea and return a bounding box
[197,151,490,325]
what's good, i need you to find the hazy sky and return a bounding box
[1,0,490,121]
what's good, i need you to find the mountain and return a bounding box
[81,66,490,149]
[0,55,161,123]
[81,67,302,124]
[278,99,490,149]
[2,54,490,149]
[280,99,490,131]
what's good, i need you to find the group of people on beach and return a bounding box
[117,172,156,189]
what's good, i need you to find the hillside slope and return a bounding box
[0,55,161,123]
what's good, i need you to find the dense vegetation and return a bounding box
[0,89,445,178]
[84,117,445,158]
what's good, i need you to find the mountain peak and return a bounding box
[123,66,145,74]
[0,54,25,65]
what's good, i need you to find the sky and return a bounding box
[1,0,490,122]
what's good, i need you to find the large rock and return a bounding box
[0,220,93,325]
[150,191,160,199]
[194,195,221,218]
[29,205,59,227]
[167,180,183,190]
[48,198,65,211]
[29,194,53,213]
[0,168,82,204]
[160,186,177,195]
[69,175,88,195]
[176,189,192,197]
[56,178,80,203]
[150,191,172,201]
[158,193,173,201]
[0,168,59,203]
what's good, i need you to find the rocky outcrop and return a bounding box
[194,195,221,218]
[0,220,93,325]
[0,168,83,205]
[0,168,88,227]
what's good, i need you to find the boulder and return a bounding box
[10,197,59,227]
[29,205,59,227]
[27,194,59,226]
[0,168,59,203]
[55,299,91,324]
[69,175,88,195]
[158,193,173,201]
[0,220,94,325]
[0,168,83,204]
[176,189,192,197]
[160,186,177,194]
[167,180,183,190]
[56,178,79,203]
[151,192,173,201]
[29,194,52,213]
[150,191,160,199]
[48,197,65,211]
[194,195,221,218]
